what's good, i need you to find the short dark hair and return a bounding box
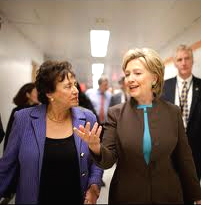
[13,83,36,106]
[118,76,125,85]
[35,60,75,104]
[98,75,108,86]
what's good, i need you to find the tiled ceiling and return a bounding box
[1,0,201,87]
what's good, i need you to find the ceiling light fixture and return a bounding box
[90,30,110,57]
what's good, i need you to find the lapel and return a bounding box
[30,104,47,177]
[71,107,87,164]
[188,76,201,121]
[129,98,144,159]
[168,77,177,103]
[30,105,87,176]
[148,99,160,162]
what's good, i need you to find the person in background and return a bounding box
[109,76,129,107]
[0,114,5,144]
[3,82,39,150]
[74,48,201,204]
[1,83,40,204]
[77,82,99,123]
[85,76,112,125]
[162,45,201,186]
[0,60,103,204]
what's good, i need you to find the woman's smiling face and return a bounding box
[124,58,156,104]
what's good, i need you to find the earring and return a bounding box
[50,97,54,102]
[152,82,156,88]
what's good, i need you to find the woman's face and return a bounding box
[26,88,39,105]
[124,58,156,103]
[48,73,79,109]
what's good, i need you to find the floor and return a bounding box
[97,164,116,204]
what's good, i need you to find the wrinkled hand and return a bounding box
[73,122,102,155]
[84,184,100,204]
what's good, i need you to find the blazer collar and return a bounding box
[30,105,87,178]
[70,107,87,167]
[30,104,47,178]
[130,96,158,108]
[188,76,201,121]
[168,77,177,104]
[71,107,86,147]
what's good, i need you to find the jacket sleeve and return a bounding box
[173,107,201,201]
[0,112,22,198]
[91,107,118,169]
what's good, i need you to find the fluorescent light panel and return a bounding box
[90,30,110,57]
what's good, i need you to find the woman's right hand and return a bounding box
[73,122,102,155]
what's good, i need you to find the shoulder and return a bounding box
[72,106,97,121]
[164,77,176,85]
[158,99,180,114]
[14,104,45,120]
[193,76,201,85]
[112,92,122,98]
[108,102,126,118]
[193,75,201,80]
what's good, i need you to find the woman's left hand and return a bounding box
[84,184,100,204]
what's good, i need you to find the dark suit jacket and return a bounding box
[0,105,103,204]
[92,98,201,204]
[163,76,201,179]
[110,91,129,107]
[109,92,122,107]
[0,115,4,143]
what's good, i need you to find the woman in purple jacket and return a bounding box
[0,60,103,204]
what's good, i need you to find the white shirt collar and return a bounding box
[177,75,193,87]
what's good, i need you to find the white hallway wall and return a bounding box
[0,21,44,155]
[160,15,201,80]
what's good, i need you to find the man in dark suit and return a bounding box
[162,44,201,181]
[109,76,129,107]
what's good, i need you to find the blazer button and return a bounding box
[80,152,85,158]
[81,172,86,177]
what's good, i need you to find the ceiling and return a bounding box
[1,0,201,88]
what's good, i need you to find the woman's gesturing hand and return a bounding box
[73,122,102,155]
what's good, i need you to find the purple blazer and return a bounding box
[0,104,103,204]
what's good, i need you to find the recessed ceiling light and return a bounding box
[90,30,110,57]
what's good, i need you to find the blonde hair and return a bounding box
[122,48,165,99]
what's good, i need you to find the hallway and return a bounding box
[97,164,116,204]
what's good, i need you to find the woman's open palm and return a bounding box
[73,122,102,154]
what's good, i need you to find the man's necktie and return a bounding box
[137,104,152,165]
[99,93,105,123]
[180,81,189,127]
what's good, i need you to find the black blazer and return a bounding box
[109,92,122,107]
[162,76,201,178]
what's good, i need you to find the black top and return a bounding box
[38,135,82,204]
